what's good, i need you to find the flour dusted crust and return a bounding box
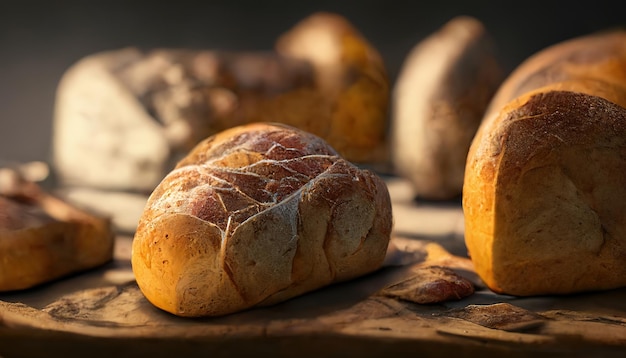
[463,29,626,296]
[131,123,392,317]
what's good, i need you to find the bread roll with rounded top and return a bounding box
[131,122,392,317]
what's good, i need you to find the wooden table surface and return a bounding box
[1,177,625,358]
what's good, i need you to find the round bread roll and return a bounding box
[131,123,393,317]
[463,29,626,296]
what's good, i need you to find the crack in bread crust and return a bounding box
[132,123,392,317]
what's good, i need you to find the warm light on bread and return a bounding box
[131,123,392,317]
[463,29,626,296]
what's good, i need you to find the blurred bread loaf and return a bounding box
[0,164,114,291]
[51,12,389,232]
[390,16,502,200]
[276,12,390,164]
[131,123,392,317]
[463,29,626,296]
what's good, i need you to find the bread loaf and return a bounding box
[0,166,114,291]
[52,12,388,194]
[276,12,390,164]
[391,16,502,200]
[131,123,393,317]
[463,29,626,296]
[51,12,389,232]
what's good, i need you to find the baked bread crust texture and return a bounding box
[0,169,114,291]
[132,123,392,317]
[463,29,626,296]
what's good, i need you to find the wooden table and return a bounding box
[1,178,625,357]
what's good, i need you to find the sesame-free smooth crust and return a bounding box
[463,29,626,296]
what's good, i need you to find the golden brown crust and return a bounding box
[464,29,626,296]
[132,123,392,317]
[484,29,626,118]
[0,174,114,291]
[276,12,390,164]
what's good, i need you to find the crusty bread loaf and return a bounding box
[463,29,626,296]
[0,167,114,291]
[131,123,393,317]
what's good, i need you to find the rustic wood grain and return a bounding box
[1,178,625,358]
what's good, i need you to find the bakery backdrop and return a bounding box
[0,0,623,164]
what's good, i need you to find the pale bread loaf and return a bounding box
[391,16,502,200]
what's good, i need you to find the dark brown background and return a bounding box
[0,0,623,164]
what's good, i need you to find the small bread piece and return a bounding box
[0,167,114,291]
[131,123,393,317]
[379,240,476,304]
[463,29,626,296]
[391,16,502,200]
